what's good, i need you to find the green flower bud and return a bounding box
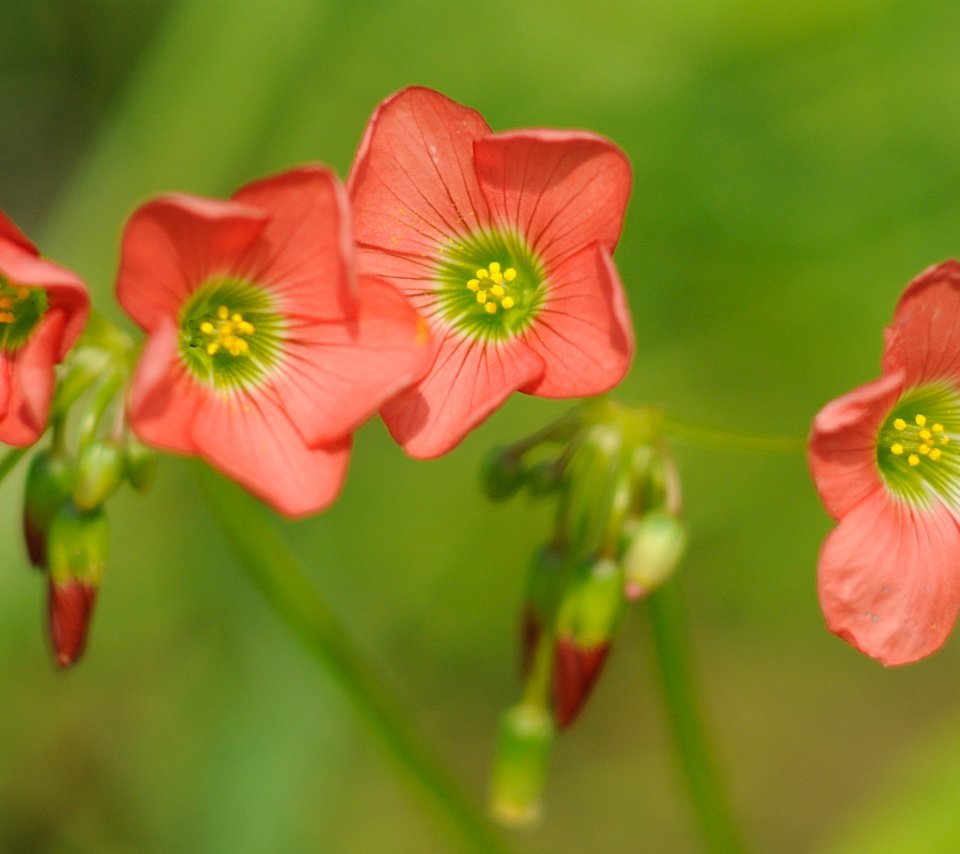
[73,440,125,510]
[46,502,109,669]
[22,451,75,568]
[482,447,525,501]
[622,510,687,600]
[489,703,555,828]
[124,434,158,492]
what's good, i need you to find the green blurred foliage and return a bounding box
[4,0,960,851]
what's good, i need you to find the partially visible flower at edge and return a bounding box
[116,165,431,517]
[810,260,960,666]
[0,211,89,445]
[348,86,634,458]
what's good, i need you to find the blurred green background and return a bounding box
[5,0,960,851]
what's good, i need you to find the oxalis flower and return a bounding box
[810,261,960,665]
[117,165,430,517]
[0,211,89,445]
[348,87,634,458]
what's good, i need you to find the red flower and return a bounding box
[810,261,960,665]
[0,211,89,445]
[117,166,430,517]
[348,87,634,458]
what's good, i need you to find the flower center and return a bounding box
[178,278,284,391]
[876,383,960,507]
[434,228,545,342]
[0,277,46,350]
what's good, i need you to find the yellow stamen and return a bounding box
[908,454,920,466]
[920,444,931,455]
[206,342,220,355]
[476,291,488,304]
[933,423,945,433]
[15,288,28,300]
[916,414,927,427]
[504,268,517,282]
[485,302,497,314]
[489,262,501,274]
[200,321,214,334]
[930,448,943,461]
[891,443,904,455]
[476,269,489,280]
[920,429,932,441]
[893,418,907,430]
[501,297,515,309]
[217,306,229,320]
[467,279,480,292]
[491,284,505,298]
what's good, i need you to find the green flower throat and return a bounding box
[434,228,546,342]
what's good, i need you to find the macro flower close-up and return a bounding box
[0,211,89,446]
[348,86,635,458]
[117,165,430,517]
[810,260,960,666]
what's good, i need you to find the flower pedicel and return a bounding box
[349,87,634,458]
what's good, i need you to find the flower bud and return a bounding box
[489,703,555,828]
[46,502,108,668]
[124,433,158,492]
[22,451,75,568]
[552,557,626,727]
[73,440,125,511]
[622,510,687,600]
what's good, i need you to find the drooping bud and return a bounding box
[124,433,158,492]
[482,447,525,501]
[622,510,687,600]
[520,545,566,676]
[551,557,626,728]
[73,440,125,510]
[489,703,555,828]
[46,502,108,668]
[22,450,75,568]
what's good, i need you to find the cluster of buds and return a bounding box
[22,334,155,668]
[486,401,686,826]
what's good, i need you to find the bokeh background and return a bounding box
[4,1,960,851]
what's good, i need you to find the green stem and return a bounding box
[663,416,805,454]
[647,578,746,854]
[195,464,509,854]
[0,447,28,487]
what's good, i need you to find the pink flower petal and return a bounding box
[381,331,544,459]
[882,260,960,385]
[232,165,359,321]
[116,194,266,331]
[818,489,960,665]
[474,130,631,269]
[521,242,633,398]
[190,388,351,518]
[809,371,904,520]
[274,275,431,446]
[349,87,492,260]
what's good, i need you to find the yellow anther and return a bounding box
[891,443,904,455]
[908,454,921,466]
[916,414,927,427]
[0,298,12,310]
[501,296,515,309]
[933,423,945,433]
[504,268,517,282]
[0,313,12,324]
[237,321,255,335]
[206,342,220,356]
[231,313,243,324]
[200,321,214,334]
[489,262,501,274]
[485,302,497,314]
[943,436,951,445]
[476,269,489,280]
[920,429,932,441]
[931,448,943,461]
[491,284,505,298]
[217,306,229,320]
[15,288,28,300]
[490,271,503,284]
[893,418,906,430]
[920,444,931,455]
[476,290,488,304]
[467,279,480,292]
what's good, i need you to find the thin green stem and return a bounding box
[0,447,28,487]
[195,464,510,854]
[647,578,747,854]
[663,415,805,454]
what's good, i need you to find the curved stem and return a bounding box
[663,415,805,455]
[195,464,509,854]
[647,578,747,854]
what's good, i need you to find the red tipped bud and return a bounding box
[74,440,125,510]
[551,557,626,728]
[48,579,98,668]
[622,511,686,600]
[22,451,75,568]
[489,703,555,827]
[46,502,108,668]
